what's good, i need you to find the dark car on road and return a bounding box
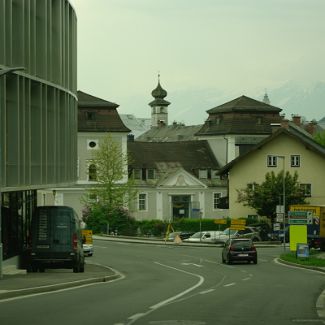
[221,238,257,264]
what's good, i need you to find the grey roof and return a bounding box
[136,124,202,142]
[128,140,220,171]
[196,95,283,136]
[78,90,119,108]
[218,125,325,175]
[207,95,282,114]
[78,90,130,133]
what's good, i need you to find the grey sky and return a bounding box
[69,0,325,123]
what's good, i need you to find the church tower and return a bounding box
[263,91,271,105]
[149,75,170,127]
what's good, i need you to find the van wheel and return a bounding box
[80,263,85,273]
[73,265,79,273]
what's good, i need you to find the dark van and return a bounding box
[29,206,85,273]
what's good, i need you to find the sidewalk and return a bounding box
[0,262,119,301]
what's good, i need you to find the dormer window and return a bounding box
[199,169,208,179]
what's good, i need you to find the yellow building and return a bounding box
[219,125,325,218]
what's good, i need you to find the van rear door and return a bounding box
[51,210,73,253]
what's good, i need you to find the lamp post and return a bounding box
[276,155,286,251]
[0,66,25,279]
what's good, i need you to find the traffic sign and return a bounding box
[231,219,246,225]
[229,225,246,230]
[276,213,284,223]
[214,219,227,225]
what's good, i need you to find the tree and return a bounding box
[237,171,306,222]
[314,130,325,147]
[82,135,137,233]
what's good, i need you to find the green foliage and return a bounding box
[314,130,325,147]
[280,251,325,267]
[83,205,137,236]
[81,134,137,232]
[237,171,306,221]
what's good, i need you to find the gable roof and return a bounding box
[78,90,130,133]
[207,95,282,114]
[136,124,202,142]
[128,140,220,171]
[78,90,119,108]
[218,126,325,175]
[196,95,283,136]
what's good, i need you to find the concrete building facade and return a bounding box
[0,0,77,269]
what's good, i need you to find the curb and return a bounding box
[0,266,121,301]
[277,258,325,274]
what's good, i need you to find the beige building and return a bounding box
[39,91,130,217]
[219,125,325,218]
[128,141,229,220]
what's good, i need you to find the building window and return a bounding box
[88,164,97,181]
[291,155,300,167]
[300,184,311,197]
[199,169,208,179]
[87,139,98,150]
[138,193,147,211]
[247,183,258,191]
[267,155,277,167]
[86,111,96,120]
[147,169,155,180]
[133,169,141,180]
[213,192,222,209]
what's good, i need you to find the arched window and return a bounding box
[88,164,97,181]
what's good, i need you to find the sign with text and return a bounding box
[214,219,227,225]
[230,219,246,230]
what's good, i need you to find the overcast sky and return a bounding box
[69,0,325,123]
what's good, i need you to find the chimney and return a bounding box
[305,120,318,135]
[270,123,281,133]
[281,119,289,129]
[292,114,301,126]
[127,133,135,142]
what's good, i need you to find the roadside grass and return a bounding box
[280,250,325,267]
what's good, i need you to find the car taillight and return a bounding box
[229,245,235,251]
[72,233,78,251]
[251,245,256,251]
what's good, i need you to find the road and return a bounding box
[0,239,324,325]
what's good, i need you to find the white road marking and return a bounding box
[242,277,251,281]
[223,282,236,287]
[128,313,146,321]
[199,289,215,294]
[124,262,205,325]
[181,263,203,268]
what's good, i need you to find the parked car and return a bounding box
[167,231,195,241]
[215,226,261,243]
[29,206,85,273]
[221,238,257,264]
[82,229,94,256]
[183,231,224,243]
[83,243,94,256]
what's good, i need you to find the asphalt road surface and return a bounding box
[0,239,324,325]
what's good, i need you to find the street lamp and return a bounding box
[276,155,286,251]
[0,66,25,279]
